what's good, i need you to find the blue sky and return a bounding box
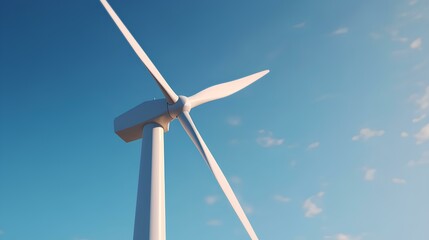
[1,0,428,239]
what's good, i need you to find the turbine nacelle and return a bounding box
[114,99,172,142]
[115,95,192,143]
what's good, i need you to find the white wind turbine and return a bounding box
[100,1,269,240]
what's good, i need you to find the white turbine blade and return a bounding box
[100,0,179,104]
[178,111,259,240]
[188,70,269,109]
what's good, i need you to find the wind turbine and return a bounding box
[100,1,269,239]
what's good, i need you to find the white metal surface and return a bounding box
[188,70,269,109]
[100,0,178,104]
[101,1,269,239]
[134,123,165,240]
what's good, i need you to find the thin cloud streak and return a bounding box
[412,114,426,123]
[332,27,349,35]
[415,123,429,144]
[392,178,406,184]
[307,141,320,150]
[415,86,429,110]
[352,128,384,141]
[274,194,291,203]
[293,22,306,28]
[256,129,284,147]
[206,219,222,226]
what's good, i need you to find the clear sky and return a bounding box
[1,0,428,240]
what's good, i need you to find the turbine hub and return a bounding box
[167,95,191,118]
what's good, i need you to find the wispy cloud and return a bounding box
[352,128,385,141]
[332,27,349,35]
[274,194,291,203]
[324,233,362,240]
[206,219,222,226]
[257,129,284,147]
[408,151,429,166]
[390,29,409,43]
[364,168,376,181]
[0,229,4,235]
[415,86,429,110]
[303,192,324,217]
[415,123,429,144]
[412,114,426,123]
[205,195,218,205]
[307,141,320,150]
[227,116,241,126]
[401,131,409,138]
[392,178,407,184]
[410,37,422,49]
[293,22,306,28]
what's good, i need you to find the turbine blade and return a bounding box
[100,0,178,104]
[178,111,259,240]
[188,70,269,109]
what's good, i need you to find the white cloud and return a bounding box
[392,178,407,184]
[307,141,320,150]
[408,151,429,166]
[274,194,291,203]
[364,168,376,181]
[332,27,349,35]
[415,86,429,110]
[401,131,409,138]
[325,233,363,240]
[206,219,222,226]
[337,234,351,240]
[293,22,306,28]
[0,229,4,235]
[257,129,284,147]
[415,123,429,144]
[412,114,426,123]
[205,195,218,205]
[303,199,322,217]
[335,233,363,240]
[303,192,324,217]
[352,128,385,141]
[227,116,241,126]
[410,37,422,49]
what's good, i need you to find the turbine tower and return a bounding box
[100,1,269,239]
